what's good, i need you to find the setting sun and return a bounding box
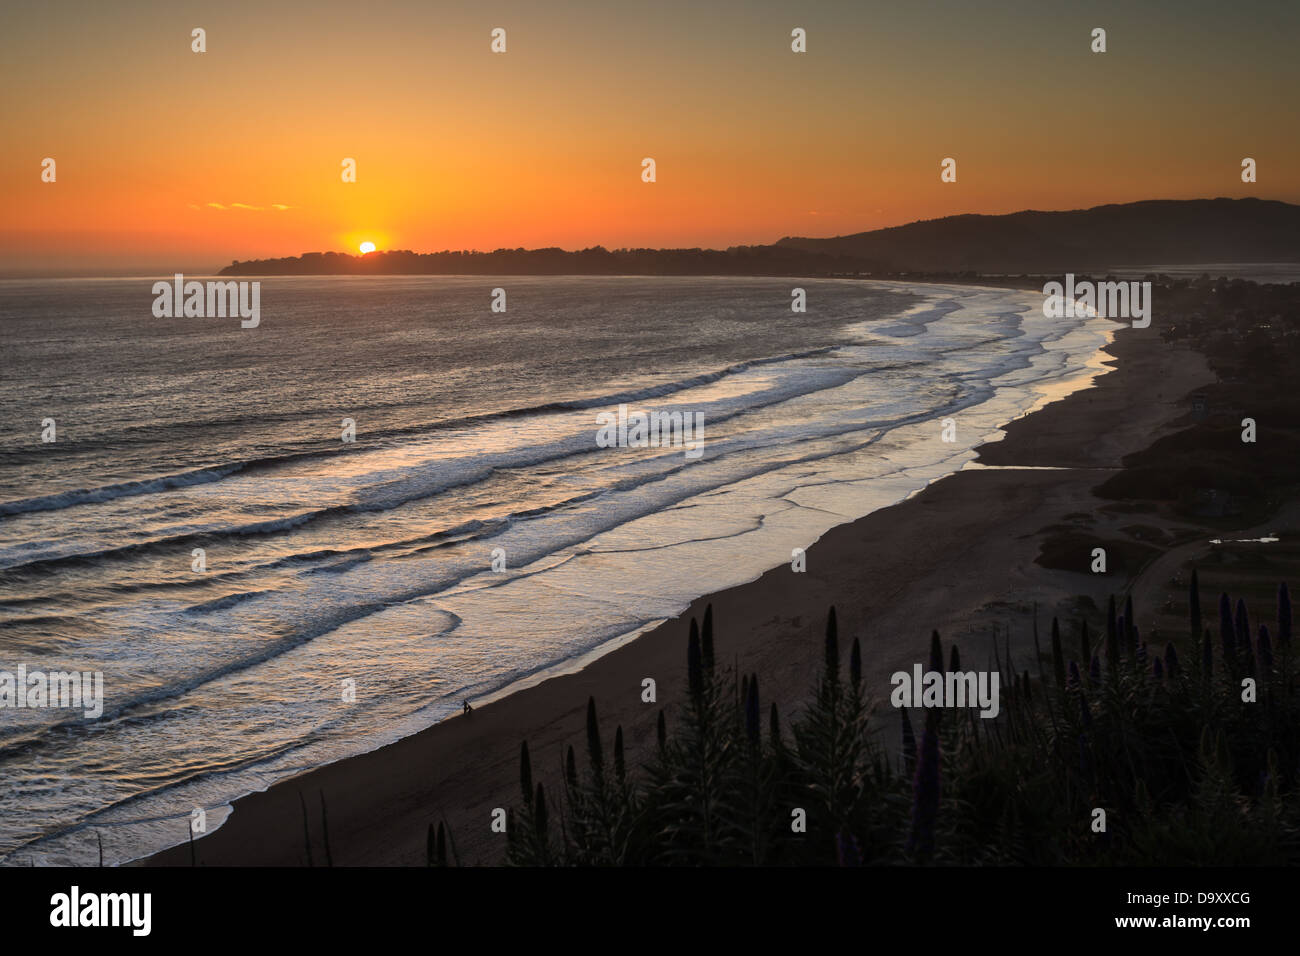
[359,241,376,254]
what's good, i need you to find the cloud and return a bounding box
[196,202,292,211]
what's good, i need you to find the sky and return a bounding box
[2,0,1298,275]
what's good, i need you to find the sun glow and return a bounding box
[359,241,376,254]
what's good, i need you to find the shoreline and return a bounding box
[141,312,1213,866]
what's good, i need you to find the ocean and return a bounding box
[0,275,1111,864]
[1109,263,1300,285]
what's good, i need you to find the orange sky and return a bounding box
[3,0,1298,274]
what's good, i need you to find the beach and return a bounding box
[142,317,1214,867]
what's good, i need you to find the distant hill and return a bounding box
[775,198,1300,274]
[219,245,888,277]
[220,198,1300,277]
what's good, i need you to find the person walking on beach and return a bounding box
[463,700,472,715]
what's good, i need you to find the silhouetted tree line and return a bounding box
[220,245,887,277]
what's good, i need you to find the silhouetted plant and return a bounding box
[1220,593,1237,674]
[1106,595,1120,677]
[614,726,626,786]
[900,707,916,773]
[1258,626,1273,670]
[906,709,940,862]
[1279,583,1292,646]
[702,604,716,676]
[687,618,703,702]
[1190,569,1202,643]
[319,791,333,867]
[1051,617,1066,689]
[502,582,1300,866]
[520,741,533,807]
[1125,594,1136,659]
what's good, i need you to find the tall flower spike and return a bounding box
[1189,569,1202,641]
[1219,594,1236,668]
[836,832,862,868]
[825,607,840,681]
[1279,583,1292,646]
[1257,625,1273,669]
[1124,594,1135,656]
[906,709,940,860]
[900,706,916,771]
[687,618,702,701]
[1106,596,1119,674]
[614,726,625,783]
[1235,599,1250,655]
[585,696,603,775]
[701,603,715,676]
[1051,618,1066,688]
[744,674,761,745]
[519,741,532,806]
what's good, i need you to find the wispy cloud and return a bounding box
[194,202,292,212]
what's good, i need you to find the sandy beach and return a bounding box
[143,318,1213,867]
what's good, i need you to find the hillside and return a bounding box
[775,198,1300,274]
